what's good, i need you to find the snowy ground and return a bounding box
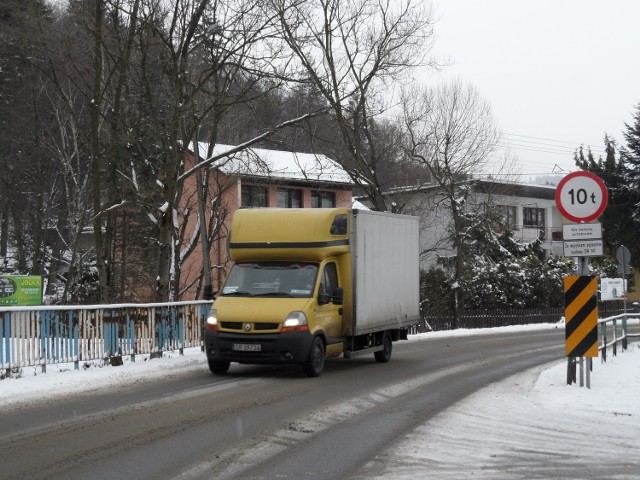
[1,324,639,478]
[359,328,640,479]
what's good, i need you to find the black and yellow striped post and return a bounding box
[564,275,598,386]
[564,275,598,357]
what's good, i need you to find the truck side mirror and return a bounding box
[318,287,343,305]
[332,287,344,305]
[318,291,329,305]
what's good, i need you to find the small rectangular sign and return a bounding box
[601,278,626,301]
[562,223,602,240]
[0,275,43,306]
[563,240,603,257]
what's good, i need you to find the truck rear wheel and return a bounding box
[208,359,230,375]
[374,331,392,363]
[302,336,325,377]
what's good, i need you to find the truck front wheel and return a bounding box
[208,359,230,375]
[374,331,392,363]
[302,336,325,377]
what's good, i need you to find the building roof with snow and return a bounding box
[384,178,557,200]
[190,142,353,187]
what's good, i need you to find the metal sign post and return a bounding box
[616,245,631,350]
[556,171,608,389]
[579,258,592,390]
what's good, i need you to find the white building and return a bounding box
[385,179,564,267]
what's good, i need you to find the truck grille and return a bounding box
[221,322,243,330]
[220,322,280,331]
[254,323,279,331]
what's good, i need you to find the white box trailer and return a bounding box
[350,209,421,335]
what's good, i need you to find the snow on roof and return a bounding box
[386,178,557,199]
[191,142,352,185]
[351,198,371,210]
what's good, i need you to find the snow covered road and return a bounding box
[1,324,639,479]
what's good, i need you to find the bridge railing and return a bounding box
[599,312,640,362]
[0,301,211,373]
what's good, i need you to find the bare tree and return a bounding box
[269,0,436,211]
[43,87,94,302]
[402,79,511,327]
[130,0,294,300]
[39,0,143,302]
[39,0,330,302]
[2,0,443,303]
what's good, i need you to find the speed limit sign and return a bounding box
[555,171,608,222]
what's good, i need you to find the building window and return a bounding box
[241,185,268,208]
[311,190,336,208]
[523,207,545,228]
[497,205,516,229]
[277,188,302,208]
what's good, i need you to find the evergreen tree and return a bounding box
[621,103,640,182]
[420,267,453,314]
[575,126,640,267]
[459,208,574,309]
[0,0,57,275]
[619,104,640,267]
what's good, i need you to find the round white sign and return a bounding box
[555,172,608,222]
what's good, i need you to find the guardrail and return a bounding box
[1,301,211,374]
[599,312,640,362]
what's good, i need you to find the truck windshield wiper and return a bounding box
[253,291,294,297]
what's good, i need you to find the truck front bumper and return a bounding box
[205,329,314,364]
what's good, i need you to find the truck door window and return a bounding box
[320,263,339,297]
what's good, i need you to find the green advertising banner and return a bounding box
[0,275,43,306]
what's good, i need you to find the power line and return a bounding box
[500,132,607,157]
[502,132,606,149]
[498,142,577,156]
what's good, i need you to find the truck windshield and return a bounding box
[220,262,319,298]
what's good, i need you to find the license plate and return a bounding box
[232,343,261,352]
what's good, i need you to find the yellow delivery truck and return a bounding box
[205,208,420,377]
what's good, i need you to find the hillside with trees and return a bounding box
[0,0,637,310]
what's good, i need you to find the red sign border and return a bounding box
[555,171,608,222]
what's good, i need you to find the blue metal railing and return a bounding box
[0,301,211,373]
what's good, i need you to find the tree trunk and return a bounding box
[0,204,8,259]
[90,0,111,302]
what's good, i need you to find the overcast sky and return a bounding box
[427,0,640,181]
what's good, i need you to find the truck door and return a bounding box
[315,262,342,341]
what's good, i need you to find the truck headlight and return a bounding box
[206,309,218,330]
[282,311,308,333]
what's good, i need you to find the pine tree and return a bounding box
[618,104,640,267]
[458,208,574,310]
[621,103,640,182]
[0,0,56,274]
[575,133,639,265]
